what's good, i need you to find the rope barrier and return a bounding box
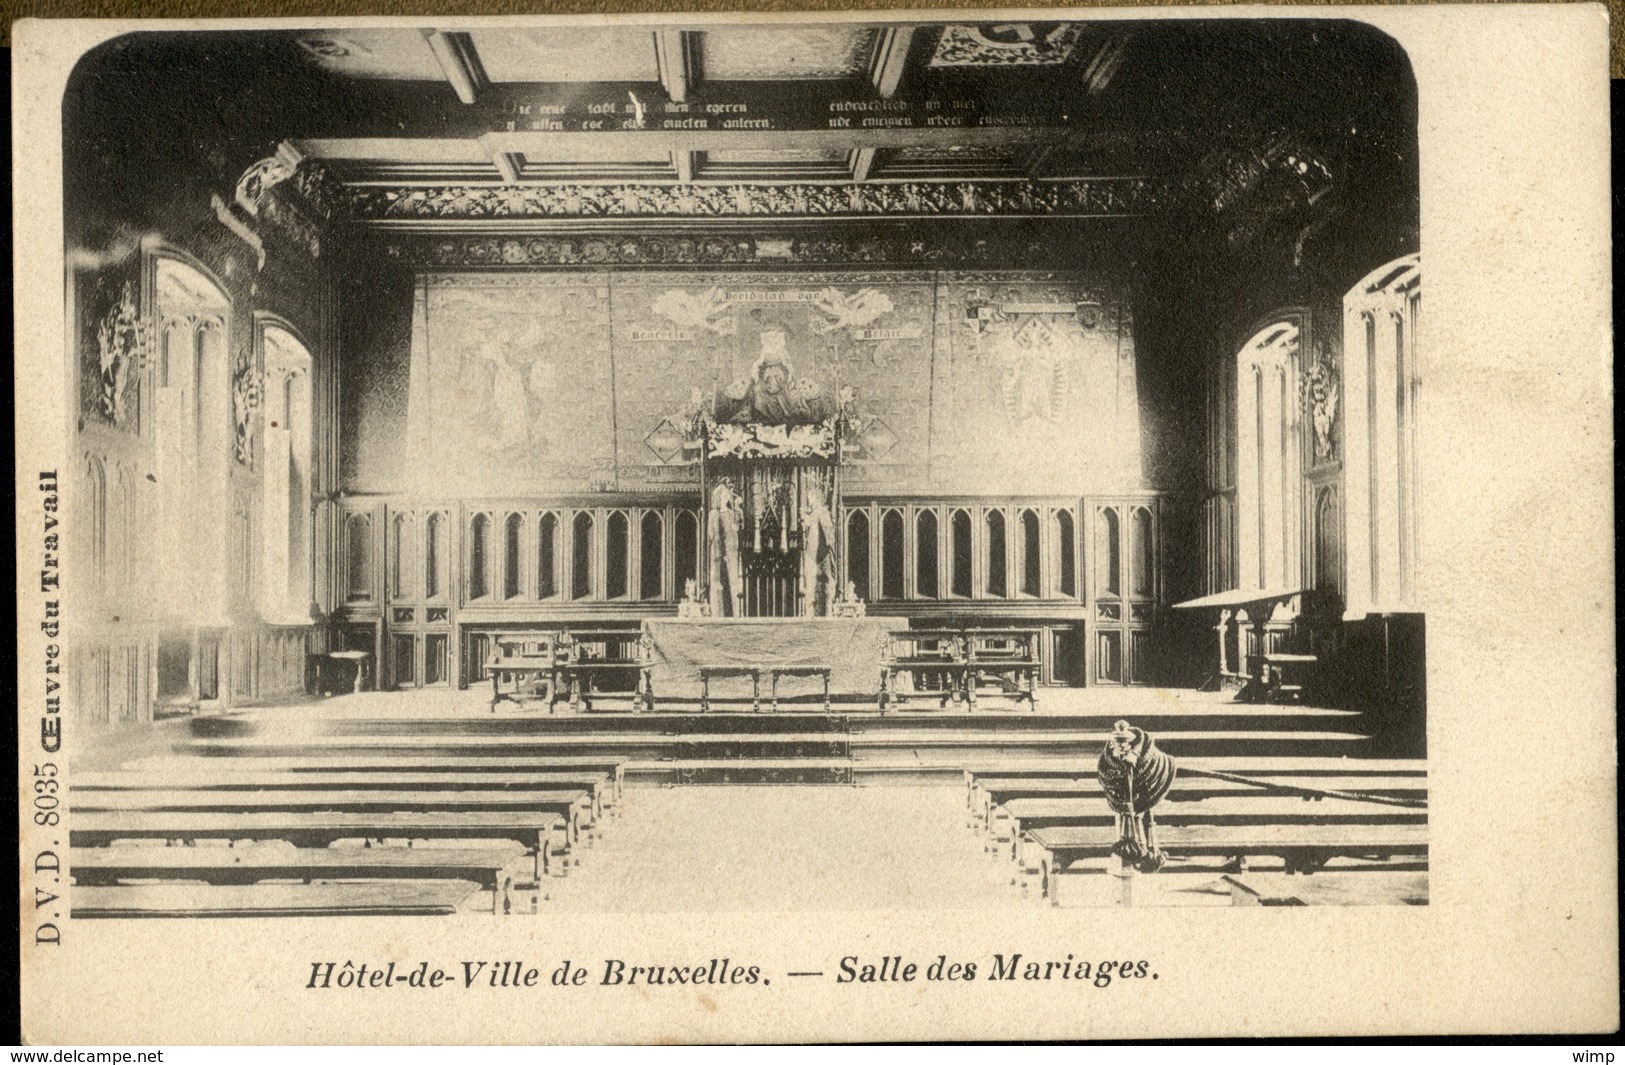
[1177,765,1428,809]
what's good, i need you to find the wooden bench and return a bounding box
[71,881,485,919]
[964,757,1429,787]
[1026,822,1430,897]
[69,843,549,915]
[154,754,626,800]
[77,770,615,823]
[1219,870,1429,906]
[996,794,1427,836]
[479,629,652,713]
[697,665,833,713]
[880,629,1039,712]
[71,786,593,846]
[973,775,1429,830]
[1260,652,1319,703]
[70,810,568,879]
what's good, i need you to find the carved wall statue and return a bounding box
[94,282,148,427]
[1302,341,1340,464]
[231,353,263,466]
[706,477,745,617]
[800,483,838,616]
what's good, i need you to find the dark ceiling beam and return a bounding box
[423,30,488,105]
[869,26,915,99]
[655,30,700,103]
[303,125,1141,159]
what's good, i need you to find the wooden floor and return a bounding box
[544,784,1034,912]
[70,685,1425,912]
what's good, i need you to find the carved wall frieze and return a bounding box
[348,178,1161,223]
[377,232,1123,270]
[286,161,349,223]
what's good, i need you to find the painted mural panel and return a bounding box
[410,274,615,494]
[932,273,1141,495]
[397,270,1139,497]
[610,272,936,491]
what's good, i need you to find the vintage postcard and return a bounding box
[14,4,1616,1043]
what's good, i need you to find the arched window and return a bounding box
[194,319,230,610]
[1130,506,1154,599]
[950,509,973,598]
[606,511,630,599]
[915,509,939,599]
[346,512,373,600]
[1054,509,1076,597]
[1096,507,1120,597]
[1235,316,1303,591]
[1343,254,1421,614]
[984,509,1007,598]
[572,511,594,599]
[84,456,107,590]
[640,511,664,600]
[503,513,524,599]
[259,319,313,621]
[424,512,443,599]
[152,254,230,617]
[1020,508,1041,597]
[880,509,905,599]
[537,512,558,599]
[391,513,414,600]
[468,513,490,599]
[675,510,699,597]
[846,510,870,599]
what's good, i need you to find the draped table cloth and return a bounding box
[641,617,893,701]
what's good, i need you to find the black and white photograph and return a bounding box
[14,5,1614,1044]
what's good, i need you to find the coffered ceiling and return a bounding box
[65,18,1417,252]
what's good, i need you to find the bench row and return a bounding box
[67,759,625,917]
